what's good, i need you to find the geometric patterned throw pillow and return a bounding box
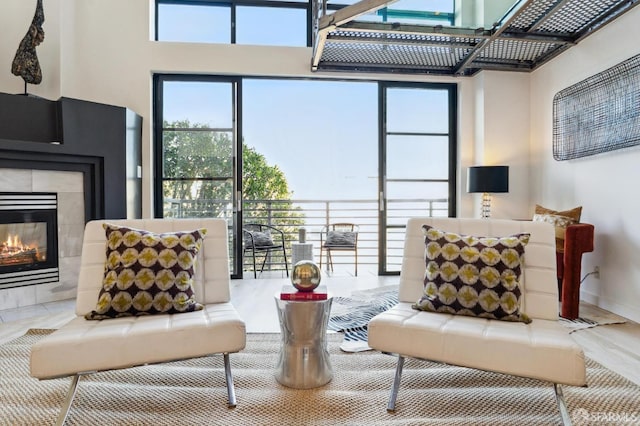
[412,225,532,324]
[85,224,207,320]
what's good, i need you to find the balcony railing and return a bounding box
[164,197,449,274]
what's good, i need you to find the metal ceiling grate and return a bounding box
[312,0,640,76]
[477,38,561,63]
[508,0,559,30]
[538,0,621,34]
[321,42,473,69]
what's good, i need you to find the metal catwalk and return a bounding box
[312,0,640,76]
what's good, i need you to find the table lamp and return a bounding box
[467,165,509,218]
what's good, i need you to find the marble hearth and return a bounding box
[0,169,84,310]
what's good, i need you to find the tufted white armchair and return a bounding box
[30,218,246,425]
[368,218,586,425]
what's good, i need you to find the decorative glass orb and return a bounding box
[291,260,321,292]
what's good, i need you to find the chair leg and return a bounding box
[224,353,237,408]
[355,248,358,277]
[251,248,257,279]
[387,355,405,413]
[327,250,334,272]
[259,251,269,275]
[282,246,289,277]
[56,374,81,426]
[554,384,572,426]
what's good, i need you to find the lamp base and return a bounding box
[481,193,491,218]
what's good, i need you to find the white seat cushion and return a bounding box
[369,302,586,386]
[30,302,245,379]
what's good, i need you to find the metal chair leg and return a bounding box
[56,374,81,426]
[223,353,237,408]
[251,248,257,278]
[282,245,289,277]
[259,251,269,275]
[387,355,405,412]
[354,248,358,276]
[554,383,572,426]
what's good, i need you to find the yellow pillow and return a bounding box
[533,205,582,252]
[534,204,581,222]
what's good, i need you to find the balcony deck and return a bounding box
[165,197,449,276]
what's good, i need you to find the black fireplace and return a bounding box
[0,193,59,290]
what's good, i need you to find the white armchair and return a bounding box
[368,218,586,425]
[30,218,246,425]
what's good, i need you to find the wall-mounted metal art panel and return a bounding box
[553,53,640,161]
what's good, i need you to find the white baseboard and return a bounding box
[582,289,640,323]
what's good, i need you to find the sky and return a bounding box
[159,1,455,201]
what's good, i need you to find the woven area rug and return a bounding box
[328,285,398,352]
[2,329,640,426]
[328,285,628,350]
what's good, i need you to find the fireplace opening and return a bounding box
[0,193,59,290]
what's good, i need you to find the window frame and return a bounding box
[155,0,455,46]
[155,0,314,46]
[153,73,458,278]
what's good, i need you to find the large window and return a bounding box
[155,75,456,277]
[156,0,455,46]
[156,0,311,46]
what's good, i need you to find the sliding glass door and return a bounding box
[154,76,242,277]
[379,83,457,274]
[155,76,456,277]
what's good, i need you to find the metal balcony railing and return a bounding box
[164,198,449,274]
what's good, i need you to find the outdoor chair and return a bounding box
[243,223,289,278]
[319,223,359,276]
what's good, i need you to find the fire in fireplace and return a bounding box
[0,193,59,290]
[1,222,48,267]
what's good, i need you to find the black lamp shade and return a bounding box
[467,166,509,193]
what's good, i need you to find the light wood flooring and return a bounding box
[2,268,639,387]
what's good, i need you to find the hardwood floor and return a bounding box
[2,268,639,387]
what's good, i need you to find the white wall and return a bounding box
[4,1,638,320]
[530,7,640,322]
[0,0,479,219]
[469,71,530,220]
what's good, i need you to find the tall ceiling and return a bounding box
[312,0,640,76]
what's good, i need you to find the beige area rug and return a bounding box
[2,330,640,426]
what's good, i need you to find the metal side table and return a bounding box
[274,294,333,389]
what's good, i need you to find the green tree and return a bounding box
[162,120,304,273]
[162,119,298,220]
[162,120,304,272]
[162,120,233,217]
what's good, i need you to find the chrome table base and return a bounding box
[274,295,333,389]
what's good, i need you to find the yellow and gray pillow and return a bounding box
[85,224,207,320]
[412,224,531,324]
[533,204,582,252]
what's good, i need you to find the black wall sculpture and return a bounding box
[553,53,640,161]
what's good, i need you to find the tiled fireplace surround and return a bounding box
[0,169,84,310]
